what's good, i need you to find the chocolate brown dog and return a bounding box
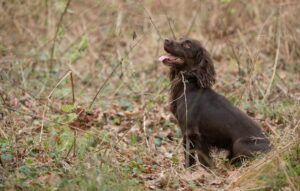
[159,38,271,168]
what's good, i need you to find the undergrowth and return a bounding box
[0,0,299,190]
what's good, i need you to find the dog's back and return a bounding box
[175,85,271,161]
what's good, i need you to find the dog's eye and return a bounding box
[182,40,191,49]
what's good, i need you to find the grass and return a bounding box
[0,0,300,190]
[262,145,300,191]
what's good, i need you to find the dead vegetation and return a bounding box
[0,0,299,190]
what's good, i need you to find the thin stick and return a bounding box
[263,42,280,101]
[2,104,85,132]
[73,130,77,157]
[88,60,122,109]
[139,1,162,40]
[49,0,72,70]
[65,130,77,158]
[0,93,8,138]
[181,72,190,167]
[39,105,48,143]
[143,111,150,151]
[65,135,75,158]
[0,126,7,139]
[185,5,201,36]
[44,0,49,29]
[158,0,176,39]
[181,73,188,131]
[88,36,143,109]
[280,157,297,191]
[48,71,72,100]
[60,21,112,57]
[263,9,281,101]
[0,91,7,105]
[40,70,74,143]
[70,72,75,104]
[141,83,150,151]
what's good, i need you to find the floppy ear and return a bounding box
[189,49,216,88]
[196,50,206,68]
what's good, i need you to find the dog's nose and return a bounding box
[164,39,172,45]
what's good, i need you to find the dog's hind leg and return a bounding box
[231,137,271,165]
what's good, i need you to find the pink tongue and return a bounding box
[159,55,170,62]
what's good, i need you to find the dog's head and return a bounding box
[159,38,216,88]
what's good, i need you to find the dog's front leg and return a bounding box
[191,133,213,167]
[183,135,196,168]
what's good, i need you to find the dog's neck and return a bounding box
[169,69,210,115]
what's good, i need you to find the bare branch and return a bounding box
[49,0,72,70]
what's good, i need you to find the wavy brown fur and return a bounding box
[162,38,271,168]
[169,43,216,115]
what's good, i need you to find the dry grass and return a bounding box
[0,0,300,190]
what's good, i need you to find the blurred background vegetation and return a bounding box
[0,0,299,190]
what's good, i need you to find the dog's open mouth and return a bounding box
[159,54,184,66]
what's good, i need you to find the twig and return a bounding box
[44,0,49,29]
[48,71,72,100]
[37,0,104,53]
[88,60,122,109]
[141,87,150,151]
[40,70,75,143]
[65,130,77,158]
[70,72,75,104]
[180,72,190,167]
[265,120,280,139]
[227,140,298,190]
[256,10,274,41]
[185,5,201,36]
[158,0,176,39]
[279,157,297,191]
[263,8,281,102]
[0,126,7,139]
[49,0,72,70]
[139,1,162,40]
[60,21,112,57]
[1,104,85,132]
[143,111,150,151]
[73,130,77,157]
[88,36,143,109]
[0,91,7,105]
[3,79,62,113]
[39,105,48,143]
[226,39,244,81]
[180,72,188,132]
[65,137,75,158]
[0,92,8,139]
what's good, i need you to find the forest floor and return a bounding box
[0,0,299,190]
